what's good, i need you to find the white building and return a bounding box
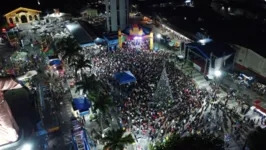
[104,0,129,32]
[234,45,266,79]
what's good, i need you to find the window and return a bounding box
[109,17,111,26]
[125,11,128,23]
[125,0,128,10]
[29,15,33,21]
[15,17,19,23]
[117,11,120,26]
[211,56,215,68]
[116,0,120,11]
[9,18,14,24]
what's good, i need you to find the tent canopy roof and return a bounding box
[66,21,99,46]
[186,39,235,59]
[73,97,91,112]
[114,71,136,85]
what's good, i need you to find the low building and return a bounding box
[3,7,41,25]
[233,45,266,81]
[80,7,98,18]
[65,21,104,49]
[185,39,235,79]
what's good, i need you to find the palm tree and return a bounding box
[70,55,92,78]
[151,134,224,150]
[56,36,81,63]
[88,91,113,132]
[244,127,266,150]
[75,74,105,95]
[103,128,135,150]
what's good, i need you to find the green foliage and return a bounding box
[89,114,96,121]
[75,74,104,95]
[70,55,92,77]
[103,129,135,150]
[151,134,224,150]
[88,91,113,115]
[56,36,81,63]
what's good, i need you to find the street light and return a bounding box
[214,70,222,77]
[21,143,32,150]
[156,34,161,39]
[156,34,161,50]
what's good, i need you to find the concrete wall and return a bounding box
[234,45,266,77]
[105,0,129,32]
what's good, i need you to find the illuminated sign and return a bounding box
[48,126,60,133]
[73,130,87,150]
[72,120,89,150]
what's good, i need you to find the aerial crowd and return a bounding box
[89,39,259,148]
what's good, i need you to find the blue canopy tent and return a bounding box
[49,59,61,66]
[73,97,91,116]
[114,71,136,85]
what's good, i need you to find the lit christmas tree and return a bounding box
[153,67,173,104]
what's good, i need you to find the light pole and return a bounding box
[214,70,222,87]
[156,34,161,51]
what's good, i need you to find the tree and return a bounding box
[75,74,106,95]
[244,127,266,150]
[150,134,224,150]
[89,91,113,131]
[70,55,92,78]
[56,36,81,63]
[103,128,135,150]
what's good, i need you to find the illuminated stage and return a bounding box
[118,24,154,50]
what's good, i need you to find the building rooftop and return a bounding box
[65,21,98,45]
[186,39,235,59]
[142,5,266,58]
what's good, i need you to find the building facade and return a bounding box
[4,7,41,25]
[233,45,266,79]
[105,0,129,32]
[80,8,98,18]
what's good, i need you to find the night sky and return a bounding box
[0,0,76,16]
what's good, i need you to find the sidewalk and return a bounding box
[220,76,265,105]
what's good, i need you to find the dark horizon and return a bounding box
[0,0,78,16]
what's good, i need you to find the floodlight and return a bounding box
[21,143,32,150]
[214,70,222,77]
[134,37,142,40]
[156,34,161,39]
[198,39,206,45]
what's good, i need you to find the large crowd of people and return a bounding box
[2,19,265,149]
[87,39,264,148]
